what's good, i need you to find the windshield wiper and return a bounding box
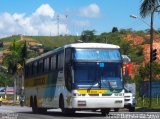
[87,81,96,90]
[108,81,121,90]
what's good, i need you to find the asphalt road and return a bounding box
[0,105,160,119]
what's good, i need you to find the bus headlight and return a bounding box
[119,93,123,96]
[114,93,123,96]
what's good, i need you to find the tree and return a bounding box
[0,72,13,87]
[80,30,96,42]
[20,41,27,66]
[139,63,160,80]
[112,27,118,33]
[140,0,159,18]
[3,51,19,74]
[2,40,27,103]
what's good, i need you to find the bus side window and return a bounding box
[38,59,44,74]
[28,63,32,77]
[25,65,28,78]
[50,55,56,70]
[65,48,72,64]
[58,52,64,70]
[44,58,49,72]
[33,61,38,76]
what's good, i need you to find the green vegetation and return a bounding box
[29,36,77,49]
[0,72,13,87]
[0,29,160,97]
[139,63,160,81]
[136,97,160,108]
[80,30,96,42]
[0,35,20,42]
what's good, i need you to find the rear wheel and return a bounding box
[32,97,38,113]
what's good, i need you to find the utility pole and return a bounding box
[149,10,154,108]
[149,5,160,108]
[66,15,68,35]
[57,15,59,36]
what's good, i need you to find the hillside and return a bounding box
[0,35,78,49]
[123,33,160,79]
[0,32,160,80]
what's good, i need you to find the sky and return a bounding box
[0,0,160,38]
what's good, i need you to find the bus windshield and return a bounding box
[73,62,123,89]
[74,49,121,61]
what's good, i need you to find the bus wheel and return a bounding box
[129,107,135,112]
[101,109,110,116]
[30,96,33,107]
[32,97,38,113]
[114,108,119,112]
[66,109,75,114]
[37,108,47,113]
[59,95,66,114]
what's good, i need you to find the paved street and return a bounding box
[0,105,160,119]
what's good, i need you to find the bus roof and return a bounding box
[64,43,120,49]
[26,43,120,64]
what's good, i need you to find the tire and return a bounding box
[114,108,119,112]
[30,96,33,107]
[129,107,135,112]
[59,95,67,114]
[59,95,75,114]
[101,109,110,116]
[32,97,38,113]
[37,108,47,113]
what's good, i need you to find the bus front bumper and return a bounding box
[71,97,124,109]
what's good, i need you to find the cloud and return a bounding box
[0,4,67,38]
[80,3,100,18]
[33,4,55,18]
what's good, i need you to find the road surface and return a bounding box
[0,105,160,119]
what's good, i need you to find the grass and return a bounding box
[0,35,80,50]
[0,35,21,42]
[136,96,160,108]
[28,36,79,49]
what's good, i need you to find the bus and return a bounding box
[24,43,124,116]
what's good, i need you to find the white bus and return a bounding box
[24,43,124,116]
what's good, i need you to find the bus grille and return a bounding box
[102,94,112,96]
[88,94,99,96]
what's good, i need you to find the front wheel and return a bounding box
[114,108,119,112]
[59,95,67,114]
[59,96,75,114]
[101,109,110,116]
[129,107,135,112]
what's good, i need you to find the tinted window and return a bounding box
[33,61,38,75]
[44,58,49,72]
[51,55,56,70]
[58,52,64,69]
[74,49,121,61]
[38,59,44,73]
[65,48,72,63]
